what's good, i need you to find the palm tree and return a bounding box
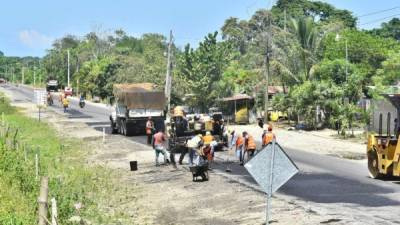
[290,17,319,81]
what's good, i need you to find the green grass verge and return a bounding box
[0,94,135,224]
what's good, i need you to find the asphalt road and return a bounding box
[3,84,400,224]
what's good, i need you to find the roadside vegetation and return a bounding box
[1,0,400,135]
[0,95,137,224]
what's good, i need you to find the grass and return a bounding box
[0,94,138,224]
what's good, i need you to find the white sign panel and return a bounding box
[34,89,47,106]
[245,143,299,195]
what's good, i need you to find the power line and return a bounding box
[360,13,400,26]
[358,6,400,18]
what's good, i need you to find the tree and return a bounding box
[290,16,320,81]
[369,18,400,41]
[221,17,249,54]
[374,51,400,87]
[176,32,235,111]
[271,0,357,28]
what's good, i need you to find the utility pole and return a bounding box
[22,66,24,84]
[33,64,36,86]
[345,39,348,81]
[38,60,42,85]
[165,30,173,116]
[67,49,70,87]
[11,67,14,83]
[284,8,287,33]
[264,17,272,123]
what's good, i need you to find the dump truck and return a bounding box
[367,94,400,178]
[46,79,58,92]
[110,83,166,136]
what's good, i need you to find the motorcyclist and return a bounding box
[79,94,85,108]
[47,92,53,105]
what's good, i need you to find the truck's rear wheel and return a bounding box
[125,124,134,136]
[110,120,118,134]
[120,120,126,136]
[368,149,383,179]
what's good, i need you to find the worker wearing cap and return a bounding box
[262,124,276,147]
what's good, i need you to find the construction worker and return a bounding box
[202,131,215,168]
[258,118,264,129]
[152,128,169,166]
[146,117,154,145]
[236,132,245,165]
[59,91,65,104]
[184,134,203,166]
[62,96,69,113]
[242,131,256,165]
[202,131,214,144]
[262,125,276,147]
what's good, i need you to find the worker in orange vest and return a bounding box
[242,131,256,165]
[202,131,214,144]
[262,125,276,147]
[235,132,244,164]
[202,131,214,161]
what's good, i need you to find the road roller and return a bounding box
[367,94,400,178]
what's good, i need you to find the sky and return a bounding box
[0,0,399,57]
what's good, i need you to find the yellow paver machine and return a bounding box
[367,94,400,178]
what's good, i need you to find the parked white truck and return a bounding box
[109,83,166,136]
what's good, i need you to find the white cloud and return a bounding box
[19,29,53,48]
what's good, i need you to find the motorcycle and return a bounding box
[79,100,85,108]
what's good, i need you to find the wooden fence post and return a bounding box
[35,153,39,180]
[103,127,106,143]
[51,198,58,225]
[38,176,49,225]
[24,144,27,161]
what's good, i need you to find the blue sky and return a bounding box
[0,0,399,57]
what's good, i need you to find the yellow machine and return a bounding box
[367,94,400,178]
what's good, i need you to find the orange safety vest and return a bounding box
[262,133,275,146]
[202,135,214,144]
[246,135,256,150]
[236,136,244,146]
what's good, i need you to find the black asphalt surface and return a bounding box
[3,83,400,223]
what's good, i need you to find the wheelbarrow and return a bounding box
[189,163,209,182]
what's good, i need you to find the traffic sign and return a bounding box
[34,89,47,106]
[245,140,298,225]
[245,141,298,194]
